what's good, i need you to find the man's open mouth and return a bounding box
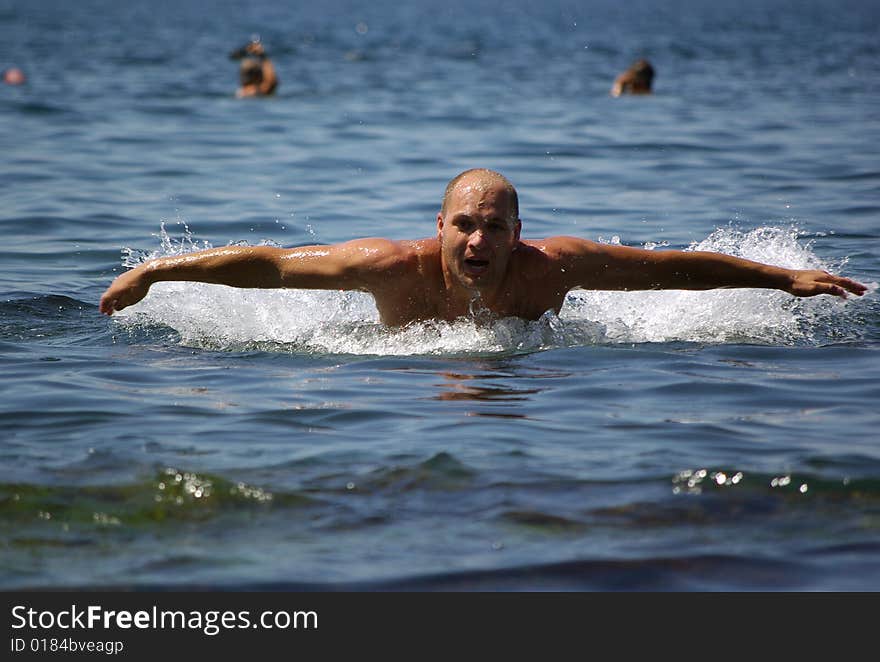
[463,258,489,273]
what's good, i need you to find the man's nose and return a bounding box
[468,229,488,248]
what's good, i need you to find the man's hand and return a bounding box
[99,267,151,315]
[787,269,867,299]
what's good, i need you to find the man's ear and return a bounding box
[514,218,522,242]
[437,213,444,239]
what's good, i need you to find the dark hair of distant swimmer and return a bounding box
[611,59,654,97]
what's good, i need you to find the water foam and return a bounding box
[113,225,870,355]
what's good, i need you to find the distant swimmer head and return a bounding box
[630,59,654,87]
[230,35,266,60]
[239,58,264,85]
[2,67,26,85]
[611,59,654,97]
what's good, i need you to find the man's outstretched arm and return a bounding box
[553,238,867,299]
[99,239,403,315]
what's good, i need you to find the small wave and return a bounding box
[0,467,305,529]
[22,554,805,591]
[0,295,96,342]
[0,294,90,314]
[112,225,873,355]
[351,452,476,493]
[11,101,76,116]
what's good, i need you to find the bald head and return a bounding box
[441,169,519,223]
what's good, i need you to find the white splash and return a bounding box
[113,225,870,355]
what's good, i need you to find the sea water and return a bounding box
[1,0,879,590]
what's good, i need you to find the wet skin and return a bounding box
[100,171,868,326]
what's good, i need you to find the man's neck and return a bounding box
[439,273,507,320]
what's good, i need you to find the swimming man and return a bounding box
[100,169,867,326]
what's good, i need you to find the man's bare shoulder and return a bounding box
[342,236,436,259]
[348,238,441,320]
[520,236,604,260]
[338,236,435,251]
[396,238,441,280]
[398,237,440,255]
[511,238,575,284]
[515,237,621,290]
[333,237,439,279]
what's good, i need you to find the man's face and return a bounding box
[437,176,521,293]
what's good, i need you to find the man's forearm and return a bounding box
[141,246,286,289]
[99,246,289,315]
[634,249,864,299]
[581,243,796,292]
[652,251,794,292]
